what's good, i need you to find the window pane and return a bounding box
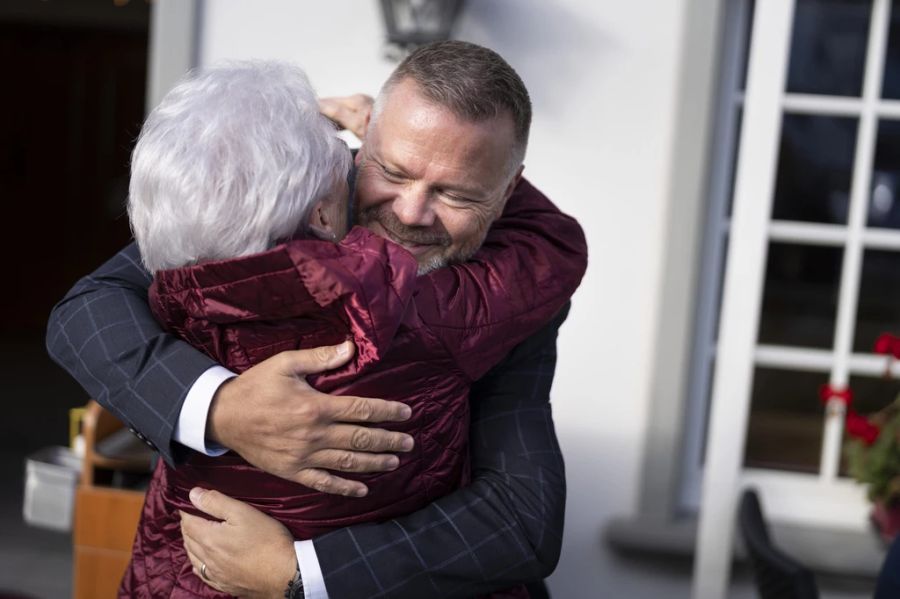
[881,0,900,98]
[744,367,827,473]
[868,120,900,228]
[854,249,900,352]
[772,114,858,225]
[758,243,843,348]
[848,375,900,418]
[786,0,872,97]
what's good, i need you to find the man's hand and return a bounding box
[208,341,414,497]
[319,94,374,140]
[182,488,296,599]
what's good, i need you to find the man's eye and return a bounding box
[439,190,473,204]
[382,167,404,181]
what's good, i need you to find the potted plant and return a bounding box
[843,333,900,544]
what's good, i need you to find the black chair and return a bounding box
[738,489,819,599]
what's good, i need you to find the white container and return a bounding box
[23,446,81,532]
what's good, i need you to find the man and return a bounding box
[47,41,582,598]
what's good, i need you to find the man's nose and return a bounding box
[393,187,436,227]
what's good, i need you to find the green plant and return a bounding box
[845,397,900,506]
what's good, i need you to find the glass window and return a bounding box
[744,367,828,472]
[881,0,900,98]
[786,0,873,97]
[772,114,858,224]
[868,120,900,228]
[758,243,843,348]
[854,249,900,352]
[848,374,900,416]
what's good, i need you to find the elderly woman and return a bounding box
[122,61,585,598]
[129,62,353,274]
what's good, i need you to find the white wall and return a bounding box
[199,2,689,596]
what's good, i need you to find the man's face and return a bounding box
[355,78,521,274]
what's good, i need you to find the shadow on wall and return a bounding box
[544,427,697,599]
[455,0,610,117]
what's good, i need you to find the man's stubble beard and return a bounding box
[416,254,448,276]
[356,202,463,275]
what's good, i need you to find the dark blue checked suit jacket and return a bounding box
[46,242,568,598]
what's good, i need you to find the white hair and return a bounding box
[128,60,351,273]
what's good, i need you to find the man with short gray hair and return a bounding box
[48,41,580,598]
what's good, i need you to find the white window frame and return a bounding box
[693,0,900,596]
[678,0,755,513]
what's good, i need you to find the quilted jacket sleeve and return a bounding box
[45,243,215,465]
[416,179,587,381]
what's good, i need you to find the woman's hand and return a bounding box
[319,94,374,140]
[181,487,298,599]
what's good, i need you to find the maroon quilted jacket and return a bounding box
[120,179,587,598]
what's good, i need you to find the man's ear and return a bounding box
[496,164,524,216]
[503,164,525,201]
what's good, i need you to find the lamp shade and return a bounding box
[379,0,464,48]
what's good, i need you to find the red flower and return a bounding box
[874,333,900,359]
[846,409,881,446]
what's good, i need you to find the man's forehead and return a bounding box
[371,104,513,174]
[379,79,515,136]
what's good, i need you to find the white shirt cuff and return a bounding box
[173,365,236,456]
[296,540,328,599]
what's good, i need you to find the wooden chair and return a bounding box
[73,401,153,599]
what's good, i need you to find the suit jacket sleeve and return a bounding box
[313,303,569,598]
[44,242,215,465]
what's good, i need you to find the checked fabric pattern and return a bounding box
[46,242,215,465]
[46,242,569,598]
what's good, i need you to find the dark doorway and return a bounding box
[0,1,150,596]
[0,1,148,341]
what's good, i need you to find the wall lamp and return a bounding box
[379,0,464,59]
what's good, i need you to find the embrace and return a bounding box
[48,41,587,599]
